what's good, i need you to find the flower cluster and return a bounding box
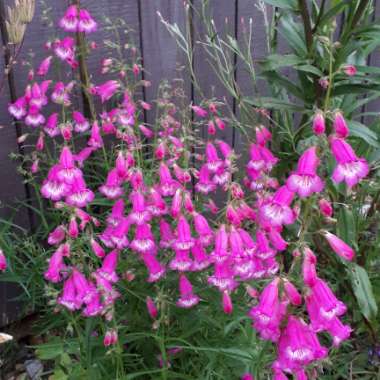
[5,5,371,379]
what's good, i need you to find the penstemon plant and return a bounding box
[1,1,380,379]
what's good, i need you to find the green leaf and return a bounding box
[295,64,323,76]
[348,263,378,321]
[347,120,380,148]
[244,97,305,112]
[260,54,304,71]
[337,207,357,249]
[280,14,308,56]
[262,0,297,10]
[317,2,349,29]
[260,71,304,99]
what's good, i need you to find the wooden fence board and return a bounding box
[140,0,191,126]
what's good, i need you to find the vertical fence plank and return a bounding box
[140,0,191,126]
[234,0,272,167]
[192,0,236,143]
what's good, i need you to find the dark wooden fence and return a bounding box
[0,0,380,326]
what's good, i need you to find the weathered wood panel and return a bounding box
[140,0,191,126]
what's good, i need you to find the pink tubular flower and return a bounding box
[73,111,90,133]
[48,225,66,245]
[205,142,223,173]
[58,276,81,311]
[176,274,200,308]
[173,215,194,251]
[97,250,119,283]
[255,230,275,260]
[306,277,347,332]
[330,137,369,187]
[255,125,272,146]
[302,248,318,286]
[103,329,118,347]
[259,186,296,228]
[222,291,233,314]
[66,177,94,208]
[283,279,302,306]
[319,198,333,217]
[195,165,216,194]
[286,147,324,198]
[323,231,355,261]
[0,249,7,272]
[128,191,151,225]
[54,37,75,61]
[333,111,349,138]
[41,166,69,201]
[91,238,105,258]
[25,105,45,127]
[191,241,210,271]
[249,278,286,342]
[312,111,325,135]
[146,296,158,319]
[158,163,180,196]
[273,316,328,375]
[87,121,104,149]
[99,169,123,199]
[343,64,357,76]
[37,56,53,76]
[59,5,78,32]
[44,113,60,137]
[93,80,119,103]
[44,244,69,283]
[141,253,165,282]
[8,96,27,119]
[193,212,213,246]
[78,9,97,33]
[130,224,156,254]
[241,374,254,380]
[192,105,208,118]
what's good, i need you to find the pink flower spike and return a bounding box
[0,249,7,272]
[222,291,233,314]
[323,231,355,261]
[59,5,79,32]
[146,296,158,319]
[241,374,254,380]
[312,111,325,135]
[177,274,200,308]
[103,329,118,347]
[333,111,349,138]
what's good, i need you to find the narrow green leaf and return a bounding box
[348,120,380,148]
[244,97,305,112]
[262,0,297,10]
[348,263,378,321]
